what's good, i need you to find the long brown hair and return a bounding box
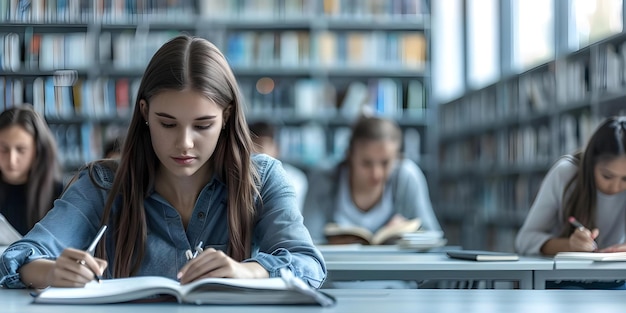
[95,35,259,277]
[560,116,626,237]
[0,105,60,229]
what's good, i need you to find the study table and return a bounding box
[3,288,626,313]
[323,252,554,289]
[534,258,626,289]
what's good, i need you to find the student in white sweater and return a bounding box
[515,116,626,289]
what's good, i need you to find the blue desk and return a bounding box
[534,258,626,289]
[323,252,554,289]
[3,288,626,312]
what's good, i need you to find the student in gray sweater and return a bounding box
[515,116,626,289]
[302,116,441,244]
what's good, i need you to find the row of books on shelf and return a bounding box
[439,174,544,220]
[438,88,498,135]
[591,41,626,94]
[0,0,427,23]
[0,0,195,23]
[201,0,426,19]
[0,76,139,119]
[0,30,178,72]
[277,124,422,167]
[48,122,123,170]
[517,68,556,115]
[226,31,426,69]
[0,29,426,73]
[0,75,425,120]
[243,78,425,119]
[439,112,598,172]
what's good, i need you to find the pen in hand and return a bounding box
[568,216,598,251]
[79,225,107,283]
[185,241,204,261]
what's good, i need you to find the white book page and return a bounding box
[35,276,182,304]
[0,213,22,245]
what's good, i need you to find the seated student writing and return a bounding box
[302,115,442,245]
[0,105,63,239]
[515,116,626,289]
[0,35,326,289]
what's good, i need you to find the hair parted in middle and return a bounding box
[93,35,259,278]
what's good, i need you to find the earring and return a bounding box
[145,121,149,126]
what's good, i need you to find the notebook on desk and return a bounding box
[554,252,626,261]
[446,250,519,261]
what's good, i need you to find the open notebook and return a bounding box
[33,269,335,306]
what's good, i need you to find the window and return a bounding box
[571,0,623,49]
[467,0,499,88]
[512,0,554,70]
[432,0,464,102]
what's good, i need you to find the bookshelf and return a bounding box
[438,31,626,252]
[0,0,434,181]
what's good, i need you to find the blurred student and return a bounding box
[249,121,308,212]
[302,115,442,244]
[0,35,325,289]
[0,105,63,237]
[103,136,123,159]
[516,116,626,289]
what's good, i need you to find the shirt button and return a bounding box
[197,212,205,219]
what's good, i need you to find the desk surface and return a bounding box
[3,288,626,313]
[324,252,554,270]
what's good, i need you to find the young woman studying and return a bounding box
[515,116,626,289]
[0,35,326,289]
[0,105,63,238]
[302,115,442,244]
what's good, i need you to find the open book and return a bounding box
[554,252,626,261]
[324,218,421,245]
[0,213,22,245]
[33,269,335,306]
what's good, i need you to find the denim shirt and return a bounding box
[0,154,326,288]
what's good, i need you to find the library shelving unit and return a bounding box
[438,32,626,252]
[0,0,434,181]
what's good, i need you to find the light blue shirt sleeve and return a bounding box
[247,156,326,288]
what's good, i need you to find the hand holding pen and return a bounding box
[568,216,599,251]
[58,225,108,287]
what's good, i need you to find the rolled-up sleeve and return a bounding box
[0,168,109,288]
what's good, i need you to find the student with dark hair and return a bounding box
[249,121,308,212]
[302,115,442,244]
[0,105,63,237]
[103,136,123,159]
[0,35,326,289]
[516,116,626,289]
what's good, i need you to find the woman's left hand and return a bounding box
[177,248,269,284]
